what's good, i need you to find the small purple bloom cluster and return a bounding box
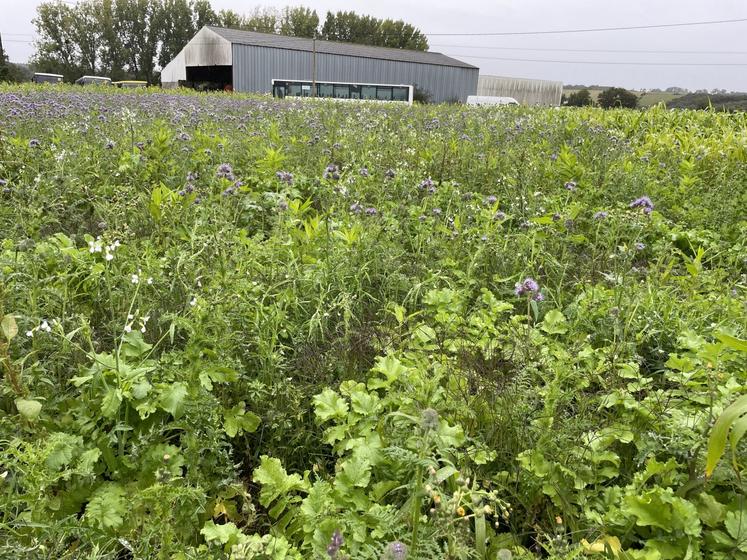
[629,196,654,214]
[515,277,544,301]
[564,181,577,191]
[275,170,293,184]
[384,168,396,179]
[359,167,369,177]
[323,164,340,180]
[593,211,608,220]
[383,541,408,560]
[418,177,436,194]
[326,529,344,558]
[216,163,235,181]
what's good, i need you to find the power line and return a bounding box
[430,43,747,56]
[447,53,747,66]
[426,17,747,36]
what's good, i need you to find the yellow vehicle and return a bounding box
[113,80,147,89]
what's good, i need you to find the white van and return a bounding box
[467,95,519,106]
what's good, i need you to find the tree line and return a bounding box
[30,0,429,83]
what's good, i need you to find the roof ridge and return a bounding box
[204,25,477,69]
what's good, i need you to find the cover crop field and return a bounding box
[0,85,746,560]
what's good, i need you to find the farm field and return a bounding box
[1,85,747,560]
[562,88,682,108]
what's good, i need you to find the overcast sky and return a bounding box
[2,0,746,91]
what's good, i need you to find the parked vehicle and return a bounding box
[466,95,519,106]
[32,73,63,84]
[113,81,147,89]
[75,75,112,86]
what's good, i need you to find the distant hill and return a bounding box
[666,93,747,111]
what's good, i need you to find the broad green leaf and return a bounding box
[100,388,122,418]
[540,309,568,335]
[313,388,349,422]
[158,382,188,418]
[85,483,126,530]
[15,398,42,420]
[716,332,747,353]
[1,314,18,340]
[694,493,726,527]
[223,402,260,437]
[200,520,242,547]
[706,394,747,477]
[368,354,407,390]
[252,455,308,508]
[725,509,747,544]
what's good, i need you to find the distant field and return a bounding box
[563,88,681,107]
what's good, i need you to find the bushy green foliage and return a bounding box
[564,88,593,107]
[0,85,746,559]
[597,87,639,109]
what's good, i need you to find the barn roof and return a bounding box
[206,26,478,69]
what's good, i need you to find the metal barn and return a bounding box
[477,75,563,107]
[161,26,479,103]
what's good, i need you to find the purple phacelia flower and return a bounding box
[349,202,363,214]
[135,141,145,150]
[178,132,190,141]
[276,170,293,184]
[323,164,340,180]
[515,277,540,297]
[418,177,434,191]
[383,541,408,560]
[629,196,654,214]
[486,195,497,204]
[105,140,115,150]
[550,153,558,161]
[432,207,442,216]
[635,242,646,251]
[29,139,40,148]
[564,181,577,191]
[326,529,344,558]
[364,207,378,216]
[533,292,545,302]
[494,211,506,221]
[216,163,235,180]
[593,211,608,220]
[384,168,396,179]
[278,199,289,211]
[359,167,369,177]
[186,171,198,182]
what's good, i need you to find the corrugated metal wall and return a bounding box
[477,75,563,106]
[232,44,478,103]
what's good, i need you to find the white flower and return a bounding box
[147,277,153,285]
[105,252,114,261]
[142,316,150,323]
[113,240,120,248]
[140,326,146,333]
[124,324,132,333]
[189,297,197,306]
[40,320,51,332]
[127,314,134,320]
[131,274,139,284]
[26,330,33,337]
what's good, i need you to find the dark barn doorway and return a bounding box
[184,65,233,91]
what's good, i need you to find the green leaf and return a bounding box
[540,309,568,335]
[100,388,122,418]
[1,314,18,340]
[725,509,747,544]
[15,398,42,420]
[85,483,127,530]
[706,394,747,477]
[716,332,747,353]
[158,382,188,419]
[200,520,242,548]
[252,455,308,508]
[313,388,349,422]
[223,402,260,437]
[368,354,407,390]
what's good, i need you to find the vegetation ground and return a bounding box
[1,85,746,560]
